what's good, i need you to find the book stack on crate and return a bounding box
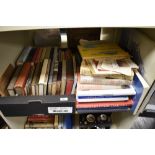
[76,39,149,114]
[1,46,78,97]
[25,114,73,129]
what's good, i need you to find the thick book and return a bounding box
[77,85,136,97]
[0,64,14,96]
[38,59,49,96]
[131,70,149,114]
[66,58,74,95]
[7,66,22,96]
[31,63,42,96]
[80,75,132,86]
[77,96,129,102]
[25,65,35,96]
[16,47,32,65]
[48,47,57,95]
[14,63,31,96]
[76,99,133,108]
[78,43,130,60]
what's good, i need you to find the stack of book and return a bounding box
[25,114,73,129]
[6,47,77,97]
[76,39,140,113]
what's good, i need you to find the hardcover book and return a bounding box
[31,63,42,96]
[14,62,31,96]
[39,59,49,96]
[66,58,74,95]
[7,65,22,96]
[16,47,32,65]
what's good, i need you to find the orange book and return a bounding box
[0,64,14,96]
[14,62,31,96]
[76,99,133,108]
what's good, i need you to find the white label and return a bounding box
[48,107,72,113]
[60,97,68,101]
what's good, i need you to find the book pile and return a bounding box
[24,114,73,129]
[5,46,77,96]
[76,39,139,113]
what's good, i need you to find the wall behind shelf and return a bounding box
[0,31,33,76]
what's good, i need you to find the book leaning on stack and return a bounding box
[76,39,149,114]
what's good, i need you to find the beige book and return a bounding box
[0,64,14,96]
[40,48,46,62]
[48,47,58,95]
[39,59,49,96]
[43,59,51,95]
[25,122,54,128]
[31,63,42,96]
[54,115,59,129]
[60,59,66,95]
[44,47,51,59]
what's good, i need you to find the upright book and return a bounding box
[66,58,74,95]
[7,65,22,96]
[14,63,31,96]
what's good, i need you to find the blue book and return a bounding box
[63,114,73,129]
[131,70,149,114]
[77,106,130,113]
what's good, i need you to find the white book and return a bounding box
[77,85,136,97]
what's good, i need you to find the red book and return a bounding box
[76,99,133,108]
[65,58,74,95]
[14,62,31,96]
[35,48,43,64]
[28,115,54,123]
[32,48,40,64]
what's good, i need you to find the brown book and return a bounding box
[31,63,43,96]
[25,66,35,96]
[0,64,14,96]
[54,115,59,129]
[7,65,22,96]
[14,63,31,96]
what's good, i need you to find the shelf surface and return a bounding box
[0,95,75,116]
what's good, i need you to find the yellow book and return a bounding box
[78,45,130,60]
